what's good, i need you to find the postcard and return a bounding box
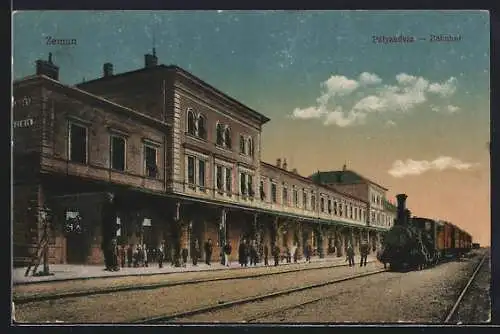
[11,10,491,325]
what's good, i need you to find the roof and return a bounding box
[261,161,367,204]
[309,170,388,191]
[77,64,271,125]
[14,74,171,130]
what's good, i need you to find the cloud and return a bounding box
[428,77,457,97]
[385,120,396,127]
[430,105,440,112]
[291,106,325,119]
[359,72,382,85]
[446,105,460,113]
[291,72,459,127]
[322,107,366,127]
[388,156,479,178]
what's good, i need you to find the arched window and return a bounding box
[239,135,245,154]
[224,127,232,149]
[216,123,224,146]
[187,109,196,136]
[197,114,207,139]
[247,137,253,157]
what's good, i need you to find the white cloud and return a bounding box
[359,72,382,85]
[428,77,457,97]
[388,156,478,178]
[291,106,325,119]
[446,105,460,113]
[291,72,459,127]
[322,107,366,127]
[315,75,360,106]
[431,105,440,112]
[385,120,396,127]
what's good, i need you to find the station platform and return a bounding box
[13,254,377,285]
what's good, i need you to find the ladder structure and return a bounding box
[24,233,49,277]
[24,207,51,277]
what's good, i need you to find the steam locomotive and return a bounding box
[378,194,473,271]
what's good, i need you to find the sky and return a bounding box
[13,10,490,246]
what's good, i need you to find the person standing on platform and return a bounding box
[263,244,269,266]
[273,244,280,266]
[204,238,213,265]
[223,241,232,267]
[158,242,165,268]
[101,193,118,271]
[192,239,200,266]
[127,244,133,268]
[119,244,126,268]
[346,242,355,267]
[360,239,369,267]
[143,244,148,267]
[304,243,312,263]
[110,238,120,271]
[239,239,247,267]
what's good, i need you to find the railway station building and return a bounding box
[12,51,396,266]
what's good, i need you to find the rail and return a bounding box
[134,268,387,323]
[14,260,377,304]
[443,251,488,323]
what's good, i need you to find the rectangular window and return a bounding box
[216,165,223,192]
[110,135,126,171]
[144,145,158,178]
[334,201,338,215]
[187,156,195,185]
[271,183,277,203]
[302,190,307,209]
[339,203,343,217]
[198,159,206,188]
[225,167,232,194]
[239,135,245,154]
[248,174,254,197]
[240,172,246,195]
[328,199,332,214]
[282,186,288,206]
[293,187,299,207]
[349,205,352,219]
[320,197,325,212]
[69,123,88,164]
[311,194,316,211]
[260,180,266,200]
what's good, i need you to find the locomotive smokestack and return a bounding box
[396,193,408,225]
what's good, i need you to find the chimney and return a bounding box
[276,158,282,168]
[103,63,114,77]
[396,193,408,225]
[144,48,158,68]
[292,168,298,174]
[282,159,288,170]
[35,53,59,80]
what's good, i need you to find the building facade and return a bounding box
[13,52,392,266]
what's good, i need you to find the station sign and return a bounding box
[13,96,32,108]
[13,118,34,128]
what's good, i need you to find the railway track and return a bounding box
[14,260,377,305]
[134,268,387,323]
[443,250,489,323]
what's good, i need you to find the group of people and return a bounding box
[345,240,370,267]
[104,236,368,272]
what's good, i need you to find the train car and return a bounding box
[435,221,446,257]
